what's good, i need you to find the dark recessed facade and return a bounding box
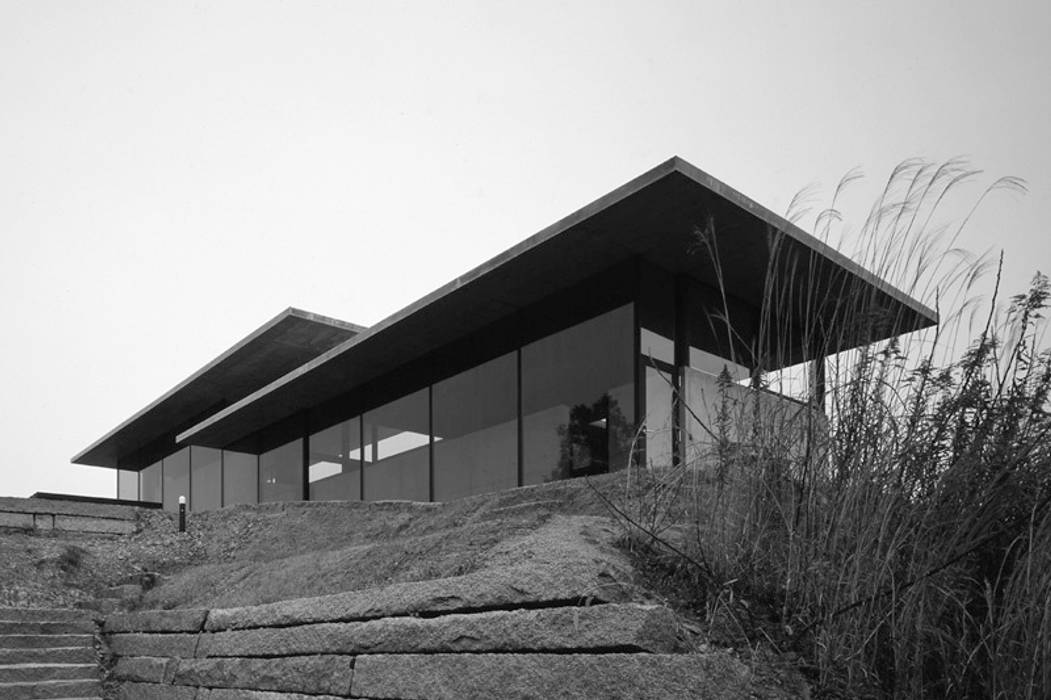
[73,157,937,510]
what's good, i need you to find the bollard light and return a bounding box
[178,495,186,533]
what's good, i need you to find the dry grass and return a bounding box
[607,160,1050,698]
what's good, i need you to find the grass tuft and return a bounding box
[606,159,1049,698]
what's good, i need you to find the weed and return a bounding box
[56,545,87,575]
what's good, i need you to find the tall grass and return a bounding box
[611,160,1049,698]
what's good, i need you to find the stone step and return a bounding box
[0,609,95,624]
[0,678,102,700]
[111,653,756,699]
[112,655,354,696]
[0,621,96,636]
[183,603,680,657]
[0,646,97,664]
[105,558,627,635]
[0,663,99,683]
[352,652,754,700]
[0,635,95,650]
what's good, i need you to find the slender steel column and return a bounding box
[671,276,689,468]
[516,349,524,487]
[301,413,311,501]
[428,385,435,502]
[811,356,827,411]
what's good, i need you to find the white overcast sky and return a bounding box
[1,1,1048,498]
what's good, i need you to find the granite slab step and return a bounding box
[201,560,629,632]
[0,634,95,649]
[111,655,354,696]
[0,678,102,700]
[190,603,681,657]
[0,621,96,635]
[0,609,95,623]
[351,652,755,700]
[0,662,99,683]
[0,646,96,664]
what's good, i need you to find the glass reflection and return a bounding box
[117,469,139,501]
[260,439,303,502]
[363,389,430,502]
[644,365,674,468]
[433,352,517,501]
[521,304,635,485]
[140,461,162,503]
[162,448,190,512]
[190,446,222,511]
[222,450,258,506]
[309,417,362,501]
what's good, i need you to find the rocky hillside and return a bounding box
[0,475,810,698]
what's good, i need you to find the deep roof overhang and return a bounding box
[72,308,365,468]
[177,156,938,450]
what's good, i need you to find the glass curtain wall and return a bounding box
[127,303,641,507]
[433,352,517,501]
[140,461,162,503]
[223,450,259,506]
[190,446,222,511]
[117,470,139,501]
[362,389,430,502]
[162,448,190,511]
[641,328,675,469]
[260,439,303,502]
[309,417,363,501]
[521,304,635,485]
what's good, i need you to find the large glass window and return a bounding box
[641,327,675,469]
[433,352,517,501]
[260,438,303,502]
[644,365,675,468]
[222,450,258,506]
[117,469,138,501]
[521,304,635,485]
[190,446,222,512]
[309,417,362,501]
[162,448,190,512]
[140,461,162,503]
[640,328,674,365]
[690,346,750,381]
[362,389,430,502]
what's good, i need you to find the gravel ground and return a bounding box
[0,472,626,611]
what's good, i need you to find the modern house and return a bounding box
[72,157,937,511]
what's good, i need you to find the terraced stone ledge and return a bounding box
[101,562,777,699]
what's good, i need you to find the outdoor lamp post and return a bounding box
[178,495,186,533]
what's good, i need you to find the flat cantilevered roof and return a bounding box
[180,156,939,449]
[72,308,365,468]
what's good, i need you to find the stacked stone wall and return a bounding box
[105,567,756,700]
[0,497,138,535]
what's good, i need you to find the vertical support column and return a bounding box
[187,449,193,513]
[359,416,366,501]
[811,356,827,411]
[301,413,311,501]
[672,275,689,468]
[516,349,524,487]
[632,260,644,471]
[255,432,262,504]
[428,385,435,502]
